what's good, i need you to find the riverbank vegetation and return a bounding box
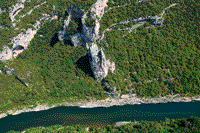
[6,116,200,133]
[0,0,199,115]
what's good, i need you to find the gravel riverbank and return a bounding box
[0,94,200,120]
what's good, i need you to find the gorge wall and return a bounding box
[58,0,116,83]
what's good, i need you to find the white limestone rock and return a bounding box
[70,33,84,47]
[9,2,24,22]
[2,65,14,75]
[88,43,115,82]
[11,28,37,50]
[0,46,13,61]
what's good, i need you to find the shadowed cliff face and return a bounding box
[13,45,24,51]
[75,18,83,33]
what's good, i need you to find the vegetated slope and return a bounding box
[0,20,106,113]
[6,116,200,132]
[100,0,200,97]
[0,0,199,113]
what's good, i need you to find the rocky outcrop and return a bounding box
[0,46,13,61]
[9,0,26,22]
[70,33,84,47]
[58,0,108,45]
[57,0,115,83]
[1,65,29,87]
[88,43,115,82]
[81,0,116,82]
[0,12,56,61]
[2,0,115,83]
[58,7,86,47]
[10,28,37,58]
[81,0,108,42]
[11,28,37,49]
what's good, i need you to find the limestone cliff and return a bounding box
[85,0,115,82]
[9,0,26,22]
[58,0,115,82]
[88,43,115,82]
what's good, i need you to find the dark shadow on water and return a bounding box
[76,54,94,78]
[50,33,59,47]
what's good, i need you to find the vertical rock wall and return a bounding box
[2,0,115,83]
[88,43,115,82]
[86,0,115,82]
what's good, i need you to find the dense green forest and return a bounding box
[100,0,200,97]
[0,0,199,116]
[6,116,200,133]
[0,19,107,113]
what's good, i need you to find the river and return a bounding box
[0,101,199,132]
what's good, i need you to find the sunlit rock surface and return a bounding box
[2,0,114,82]
[70,33,84,47]
[2,65,14,75]
[11,28,37,58]
[88,43,115,82]
[9,0,26,22]
[0,46,13,61]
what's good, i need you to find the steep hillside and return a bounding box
[0,0,199,116]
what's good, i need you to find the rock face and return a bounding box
[57,0,115,83]
[11,28,37,49]
[0,46,13,61]
[2,0,115,83]
[70,33,84,47]
[9,1,25,22]
[2,65,14,75]
[1,65,29,87]
[73,0,115,82]
[0,13,55,61]
[10,28,37,58]
[58,7,86,47]
[85,0,115,82]
[58,0,109,45]
[90,0,108,37]
[88,43,115,82]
